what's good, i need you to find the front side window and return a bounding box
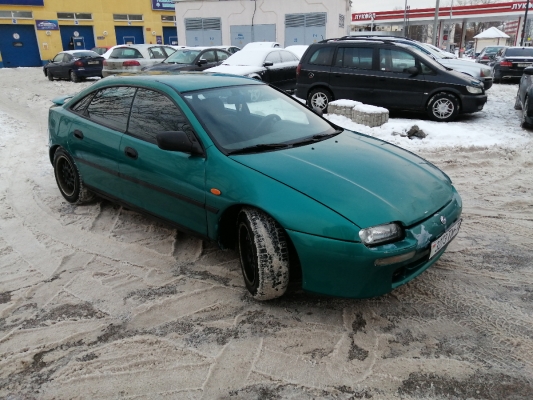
[265,52,281,64]
[308,46,335,66]
[86,87,136,132]
[164,49,201,64]
[379,49,416,73]
[335,47,373,70]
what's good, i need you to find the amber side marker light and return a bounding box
[210,188,221,196]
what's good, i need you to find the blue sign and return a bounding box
[156,35,162,44]
[151,0,175,11]
[0,0,44,5]
[35,20,59,31]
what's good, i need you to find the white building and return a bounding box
[173,0,351,48]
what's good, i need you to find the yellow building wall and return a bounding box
[0,0,177,62]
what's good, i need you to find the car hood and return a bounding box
[145,63,192,71]
[206,64,264,76]
[231,132,453,228]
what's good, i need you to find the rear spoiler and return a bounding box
[50,94,74,107]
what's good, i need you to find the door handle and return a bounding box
[124,146,138,160]
[73,129,84,139]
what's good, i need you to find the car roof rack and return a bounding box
[318,37,401,45]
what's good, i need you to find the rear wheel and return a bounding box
[308,88,332,113]
[427,92,459,122]
[237,207,289,300]
[521,96,530,128]
[493,70,501,84]
[69,70,79,83]
[514,89,523,110]
[53,148,94,204]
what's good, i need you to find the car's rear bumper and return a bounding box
[496,67,527,79]
[287,189,462,298]
[460,93,487,113]
[75,68,102,78]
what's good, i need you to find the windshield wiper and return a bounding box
[291,130,342,146]
[227,143,289,155]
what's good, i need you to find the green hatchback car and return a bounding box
[48,72,462,300]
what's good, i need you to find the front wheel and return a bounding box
[308,88,332,113]
[427,92,459,122]
[237,208,290,300]
[53,148,94,204]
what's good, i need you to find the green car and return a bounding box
[48,72,462,300]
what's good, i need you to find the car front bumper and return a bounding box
[460,93,487,113]
[481,77,493,90]
[287,189,462,298]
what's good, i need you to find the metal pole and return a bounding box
[404,0,407,36]
[432,0,440,46]
[521,1,530,46]
[447,0,453,52]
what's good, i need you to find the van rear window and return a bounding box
[308,47,334,66]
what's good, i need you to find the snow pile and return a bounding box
[330,99,388,114]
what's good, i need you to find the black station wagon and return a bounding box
[295,40,488,122]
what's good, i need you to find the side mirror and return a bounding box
[197,58,208,66]
[524,67,533,76]
[263,61,274,67]
[156,131,203,155]
[406,66,419,76]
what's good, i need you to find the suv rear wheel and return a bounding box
[308,88,332,113]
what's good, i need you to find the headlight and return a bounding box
[358,223,403,246]
[466,86,483,94]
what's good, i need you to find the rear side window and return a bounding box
[109,48,144,59]
[280,50,298,62]
[148,47,167,59]
[128,89,193,143]
[70,93,95,114]
[86,87,136,131]
[335,47,373,70]
[265,52,281,64]
[308,47,335,66]
[379,49,416,73]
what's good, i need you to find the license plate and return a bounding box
[518,63,531,67]
[429,219,462,260]
[88,61,99,65]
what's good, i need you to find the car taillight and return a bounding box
[74,60,84,67]
[500,61,512,67]
[296,63,301,77]
[103,60,108,66]
[482,55,489,60]
[123,60,141,67]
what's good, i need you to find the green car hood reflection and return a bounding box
[231,131,453,229]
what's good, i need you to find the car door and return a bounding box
[279,50,299,91]
[67,86,135,196]
[48,53,66,78]
[329,46,378,105]
[196,50,218,71]
[215,50,229,66]
[374,47,427,110]
[264,51,285,89]
[118,88,208,235]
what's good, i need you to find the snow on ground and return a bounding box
[325,84,532,151]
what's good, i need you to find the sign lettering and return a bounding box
[511,2,533,9]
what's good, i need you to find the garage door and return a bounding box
[0,24,41,67]
[115,26,144,45]
[230,24,276,47]
[163,26,178,45]
[185,18,221,47]
[59,25,95,51]
[285,13,326,47]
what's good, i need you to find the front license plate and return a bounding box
[518,63,531,67]
[88,61,99,65]
[429,219,462,260]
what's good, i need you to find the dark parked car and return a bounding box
[295,40,487,122]
[491,46,533,83]
[143,47,230,72]
[48,73,462,300]
[514,66,533,128]
[43,50,104,82]
[476,46,506,64]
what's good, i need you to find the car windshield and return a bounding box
[220,51,267,67]
[163,49,201,64]
[506,48,533,57]
[72,51,99,58]
[183,84,339,154]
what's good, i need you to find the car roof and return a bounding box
[60,50,99,54]
[95,71,263,93]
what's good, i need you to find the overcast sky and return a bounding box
[352,0,449,13]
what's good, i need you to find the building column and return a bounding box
[459,20,467,56]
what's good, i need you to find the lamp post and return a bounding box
[520,0,530,46]
[432,0,440,46]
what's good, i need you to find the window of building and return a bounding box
[161,15,176,22]
[57,12,92,20]
[0,10,33,19]
[114,14,143,22]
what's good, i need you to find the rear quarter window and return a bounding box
[308,47,335,66]
[86,87,136,132]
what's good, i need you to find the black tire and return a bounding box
[308,88,332,113]
[493,70,501,84]
[427,92,460,122]
[237,207,290,300]
[47,70,53,81]
[53,148,94,204]
[69,70,80,83]
[521,96,530,129]
[514,90,523,110]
